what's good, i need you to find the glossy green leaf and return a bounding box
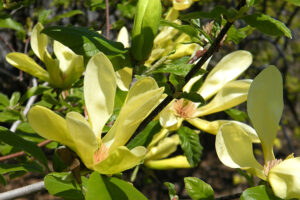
[243,13,292,38]
[0,18,25,33]
[225,108,247,122]
[46,10,83,24]
[0,93,9,107]
[227,26,253,44]
[178,126,202,167]
[0,126,48,167]
[0,163,43,174]
[178,92,205,103]
[240,185,272,200]
[127,120,161,149]
[184,177,214,200]
[152,63,195,77]
[0,110,20,122]
[247,66,283,162]
[19,85,50,104]
[86,172,148,200]
[44,172,84,200]
[42,26,126,58]
[9,92,20,107]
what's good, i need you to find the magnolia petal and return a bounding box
[66,112,98,169]
[27,105,75,150]
[186,118,260,143]
[116,67,132,91]
[30,23,50,62]
[62,55,84,89]
[43,52,63,87]
[195,79,252,117]
[144,155,191,169]
[159,103,179,128]
[216,122,265,179]
[84,53,117,137]
[6,52,50,82]
[247,66,283,162]
[199,51,252,100]
[103,82,164,153]
[183,57,211,93]
[268,157,300,199]
[173,0,193,10]
[147,128,169,148]
[94,146,146,174]
[117,27,130,48]
[145,135,179,160]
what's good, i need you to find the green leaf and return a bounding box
[0,93,9,107]
[19,85,50,104]
[127,120,161,149]
[44,172,84,200]
[225,108,247,122]
[0,174,6,185]
[152,63,194,76]
[242,13,292,38]
[178,127,202,167]
[0,163,43,174]
[9,92,20,107]
[178,92,205,103]
[226,26,253,44]
[86,172,148,200]
[164,182,179,200]
[0,126,48,167]
[246,0,255,6]
[240,185,272,200]
[46,10,83,24]
[286,0,300,6]
[184,177,214,200]
[0,110,21,122]
[38,9,52,24]
[0,18,25,33]
[42,26,126,58]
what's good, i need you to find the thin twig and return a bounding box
[132,0,246,137]
[105,0,110,39]
[0,34,15,52]
[0,181,45,200]
[0,140,52,162]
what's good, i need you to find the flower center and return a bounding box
[93,144,108,165]
[173,99,196,119]
[263,159,283,177]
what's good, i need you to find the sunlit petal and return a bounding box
[247,66,283,162]
[27,105,76,151]
[195,79,252,116]
[269,157,300,199]
[94,146,147,174]
[117,27,129,48]
[173,0,193,10]
[216,122,265,179]
[144,155,191,169]
[6,52,50,82]
[199,51,252,100]
[84,53,117,137]
[146,135,179,160]
[66,112,98,169]
[30,23,50,62]
[116,67,132,91]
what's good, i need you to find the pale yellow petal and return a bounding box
[84,53,117,137]
[269,157,300,199]
[199,51,252,100]
[144,155,191,169]
[30,23,49,62]
[247,66,283,162]
[117,27,129,48]
[103,81,164,153]
[116,67,132,91]
[145,135,179,160]
[159,103,179,128]
[216,122,265,179]
[66,112,98,169]
[147,128,169,148]
[195,79,252,117]
[6,52,50,82]
[27,105,75,150]
[173,0,193,10]
[94,146,147,174]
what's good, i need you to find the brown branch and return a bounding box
[0,140,52,162]
[105,0,110,39]
[0,34,15,52]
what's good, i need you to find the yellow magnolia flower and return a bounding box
[145,8,200,67]
[216,66,300,199]
[28,53,164,174]
[160,50,253,133]
[144,50,254,170]
[172,0,197,10]
[6,23,84,89]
